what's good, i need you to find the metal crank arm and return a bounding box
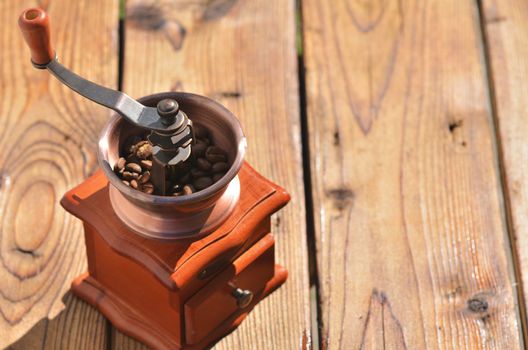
[45,59,183,133]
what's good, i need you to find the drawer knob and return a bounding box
[232,288,253,308]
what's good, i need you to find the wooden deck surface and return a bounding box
[1,0,527,349]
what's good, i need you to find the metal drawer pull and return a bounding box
[232,288,253,308]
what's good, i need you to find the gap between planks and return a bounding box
[296,0,323,348]
[475,0,528,345]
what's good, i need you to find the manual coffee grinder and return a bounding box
[19,8,289,350]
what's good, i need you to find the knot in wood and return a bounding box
[467,297,488,313]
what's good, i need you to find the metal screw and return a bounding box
[232,288,253,309]
[157,98,179,125]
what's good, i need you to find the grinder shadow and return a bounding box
[7,292,111,349]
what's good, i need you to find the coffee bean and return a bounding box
[172,191,183,196]
[206,145,226,156]
[198,137,211,146]
[212,173,224,182]
[142,182,154,194]
[126,153,140,164]
[124,136,141,153]
[190,168,207,178]
[118,125,229,195]
[139,171,151,184]
[140,159,152,170]
[193,176,213,190]
[193,143,207,158]
[194,124,209,139]
[122,171,139,181]
[205,146,227,163]
[136,143,152,159]
[144,188,154,194]
[179,172,191,184]
[183,184,195,195]
[212,162,228,173]
[126,163,142,173]
[114,157,126,173]
[135,140,149,148]
[196,158,212,171]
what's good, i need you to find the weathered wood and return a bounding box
[0,0,118,347]
[120,0,311,348]
[112,329,149,350]
[9,294,108,350]
[480,0,528,337]
[302,0,523,348]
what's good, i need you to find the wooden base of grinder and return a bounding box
[61,162,289,350]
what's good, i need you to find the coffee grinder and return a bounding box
[19,8,289,350]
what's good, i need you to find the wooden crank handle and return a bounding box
[18,8,55,67]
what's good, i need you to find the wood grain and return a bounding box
[0,0,118,347]
[120,0,311,348]
[302,0,523,348]
[9,293,108,350]
[479,0,528,338]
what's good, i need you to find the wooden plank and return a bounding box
[0,0,118,347]
[480,0,528,337]
[302,0,523,348]
[9,294,108,350]
[112,328,148,350]
[119,0,311,348]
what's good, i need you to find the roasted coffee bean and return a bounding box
[114,157,126,173]
[124,136,141,153]
[211,162,228,173]
[144,188,154,195]
[135,140,148,148]
[205,146,227,163]
[212,173,224,183]
[142,182,154,194]
[118,125,228,195]
[206,154,226,163]
[193,143,207,158]
[126,163,142,173]
[122,171,139,181]
[172,191,183,196]
[139,171,151,184]
[193,176,213,190]
[206,145,226,156]
[136,143,152,159]
[140,159,152,170]
[194,124,209,139]
[198,137,211,146]
[178,172,191,184]
[196,158,212,171]
[190,168,207,178]
[183,184,195,195]
[126,153,140,164]
[129,139,146,154]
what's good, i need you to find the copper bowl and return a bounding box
[98,92,246,240]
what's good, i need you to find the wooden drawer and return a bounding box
[184,233,276,345]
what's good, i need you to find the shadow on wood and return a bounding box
[8,292,109,350]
